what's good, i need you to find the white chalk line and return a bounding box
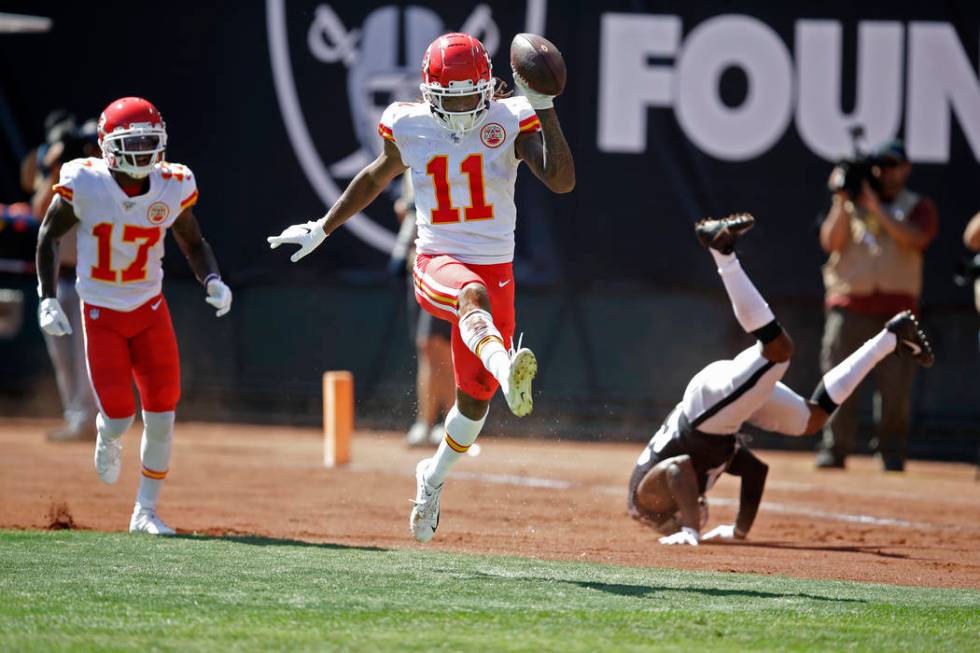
[446,471,947,531]
[705,497,927,529]
[766,480,980,507]
[451,470,574,490]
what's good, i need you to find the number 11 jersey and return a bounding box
[379,97,541,265]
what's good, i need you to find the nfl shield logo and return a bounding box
[480,122,505,148]
[89,309,100,320]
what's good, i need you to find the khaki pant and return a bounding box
[42,278,97,429]
[818,308,918,463]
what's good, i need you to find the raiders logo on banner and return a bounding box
[266,0,547,253]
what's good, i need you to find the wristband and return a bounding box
[203,274,221,287]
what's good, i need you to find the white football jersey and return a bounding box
[379,97,541,265]
[53,157,199,311]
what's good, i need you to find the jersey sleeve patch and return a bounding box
[378,122,396,143]
[52,159,87,205]
[180,189,199,210]
[163,162,199,211]
[52,183,74,203]
[379,102,411,145]
[507,96,541,134]
[519,114,541,134]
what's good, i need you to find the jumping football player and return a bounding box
[268,32,574,542]
[36,97,232,535]
[628,214,934,546]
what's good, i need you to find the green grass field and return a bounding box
[0,531,976,652]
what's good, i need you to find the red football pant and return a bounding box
[413,254,515,401]
[81,294,181,419]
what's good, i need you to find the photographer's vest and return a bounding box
[822,189,924,303]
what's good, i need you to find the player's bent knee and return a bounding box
[458,282,491,314]
[98,392,137,422]
[456,390,490,421]
[763,331,795,363]
[802,405,830,435]
[665,455,696,484]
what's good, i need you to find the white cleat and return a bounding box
[502,336,537,417]
[409,458,442,543]
[129,506,176,536]
[93,434,122,484]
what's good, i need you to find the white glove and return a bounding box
[205,277,232,317]
[511,71,554,110]
[658,526,700,546]
[38,297,72,336]
[702,524,746,541]
[267,220,328,262]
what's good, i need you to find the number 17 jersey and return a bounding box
[53,158,199,311]
[379,97,541,265]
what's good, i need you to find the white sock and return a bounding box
[136,410,174,511]
[458,308,510,385]
[710,250,775,334]
[426,404,487,487]
[97,413,133,442]
[822,330,897,404]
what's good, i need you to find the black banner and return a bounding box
[1,1,977,301]
[1,2,978,455]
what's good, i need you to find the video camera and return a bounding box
[828,125,883,201]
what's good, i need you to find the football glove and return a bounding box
[267,219,328,262]
[702,524,746,541]
[658,526,700,546]
[205,277,232,317]
[512,71,554,110]
[38,297,72,336]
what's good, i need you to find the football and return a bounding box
[510,33,566,97]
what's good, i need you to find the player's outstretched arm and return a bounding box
[704,448,768,541]
[172,208,232,317]
[515,109,575,194]
[35,195,79,336]
[268,140,408,262]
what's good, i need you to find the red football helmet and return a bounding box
[98,97,167,178]
[420,33,494,136]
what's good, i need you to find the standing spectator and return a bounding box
[389,174,454,447]
[964,213,980,314]
[816,140,938,471]
[31,114,100,441]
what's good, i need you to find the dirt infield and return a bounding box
[2,419,978,589]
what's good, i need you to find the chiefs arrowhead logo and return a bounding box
[147,201,169,224]
[480,122,505,148]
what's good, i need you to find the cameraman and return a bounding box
[816,140,938,471]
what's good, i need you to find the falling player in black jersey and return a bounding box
[628,213,934,546]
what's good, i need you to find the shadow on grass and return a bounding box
[463,571,865,603]
[175,533,388,553]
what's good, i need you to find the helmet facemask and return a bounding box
[421,78,494,138]
[100,123,167,179]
